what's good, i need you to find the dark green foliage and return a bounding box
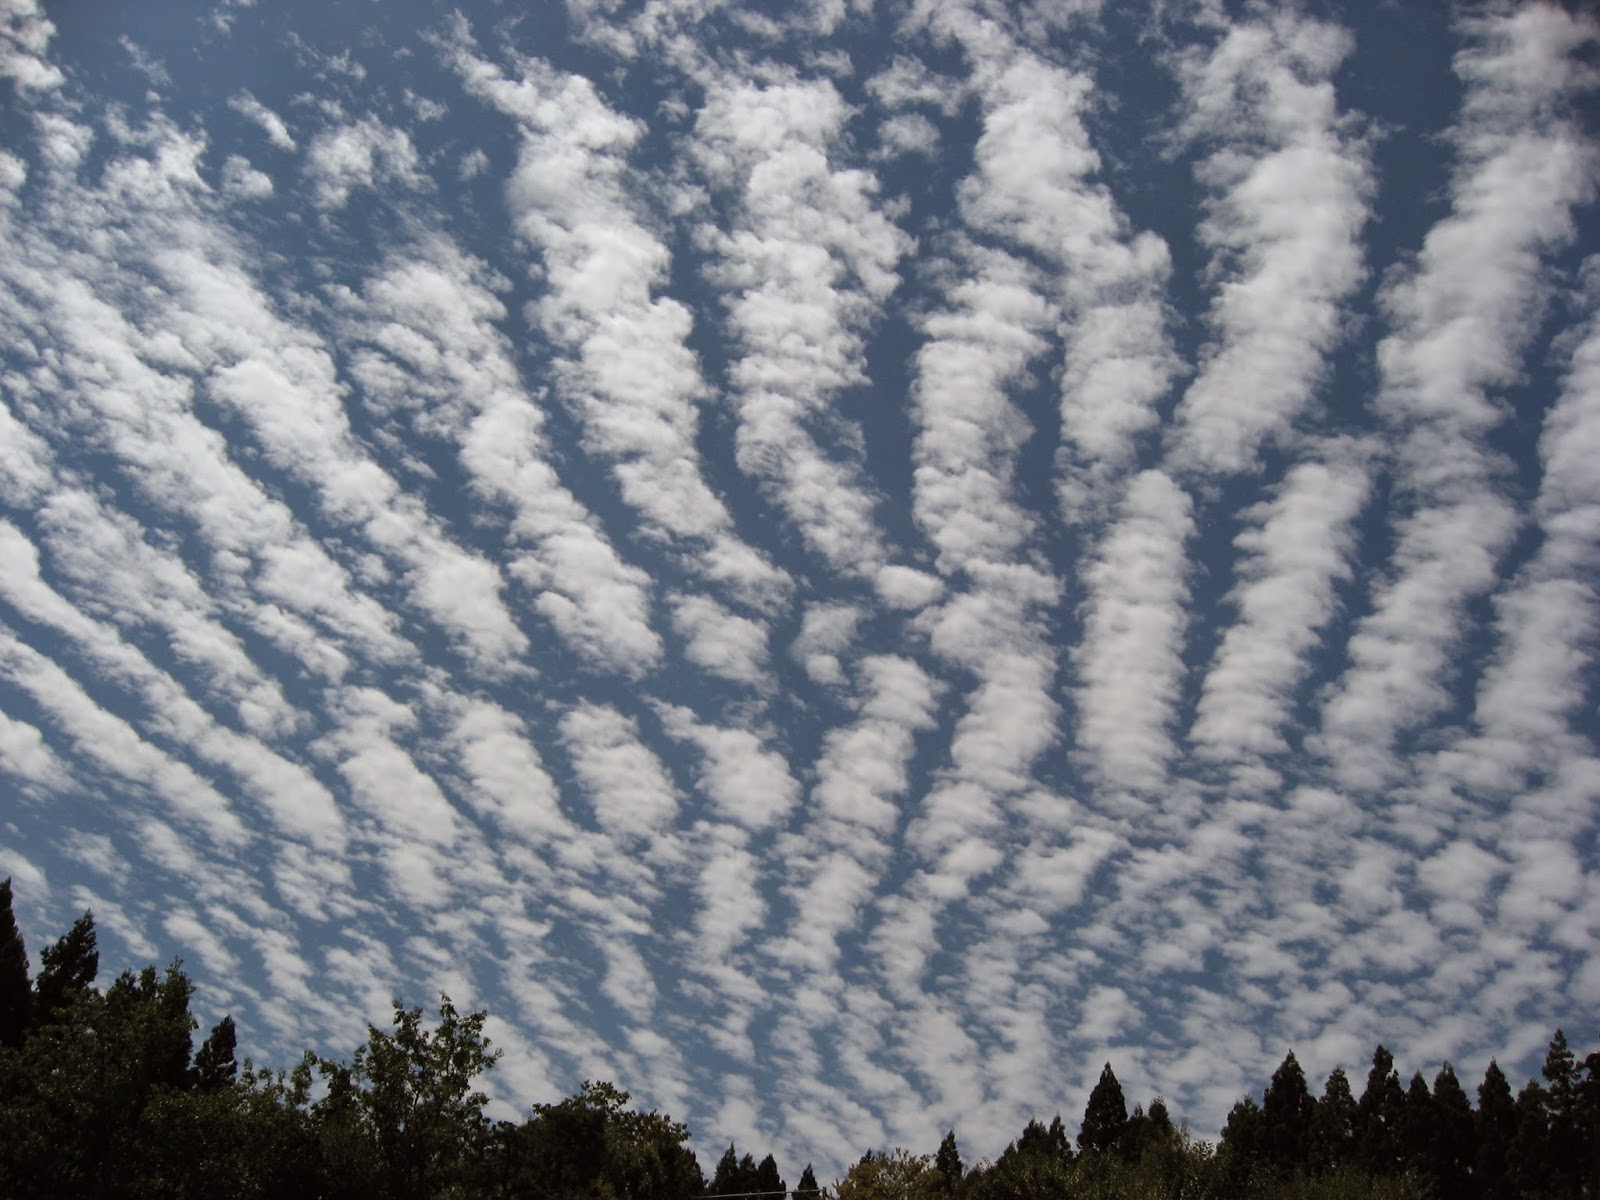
[1475,1059,1516,1200]
[1079,1062,1128,1154]
[32,908,97,1026]
[756,1152,787,1199]
[6,882,1600,1200]
[1429,1063,1474,1197]
[712,1144,763,1196]
[933,1131,962,1195]
[1307,1067,1357,1173]
[193,1014,238,1091]
[1396,1072,1434,1179]
[0,878,30,1047]
[1221,1093,1265,1174]
[1260,1051,1315,1170]
[1509,1078,1552,1197]
[1355,1045,1404,1174]
[1544,1028,1587,1195]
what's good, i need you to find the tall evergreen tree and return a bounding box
[1307,1067,1357,1172]
[934,1131,962,1195]
[1508,1078,1552,1198]
[1355,1045,1404,1174]
[1476,1060,1517,1200]
[755,1152,786,1198]
[32,909,97,1026]
[1260,1050,1315,1169]
[1430,1063,1474,1199]
[194,1015,239,1091]
[1543,1029,1586,1195]
[796,1163,822,1199]
[0,878,30,1047]
[1078,1063,1128,1154]
[1396,1071,1435,1177]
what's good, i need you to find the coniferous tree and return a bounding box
[1078,1063,1127,1154]
[1476,1059,1517,1200]
[32,909,97,1026]
[797,1163,822,1200]
[0,878,29,1047]
[1355,1045,1404,1174]
[934,1131,962,1195]
[194,1015,239,1091]
[1120,1104,1148,1163]
[1397,1072,1435,1178]
[1543,1028,1586,1195]
[1260,1050,1315,1170]
[1429,1063,1474,1199]
[1220,1095,1263,1162]
[755,1152,786,1199]
[1307,1066,1357,1173]
[1508,1077,1553,1198]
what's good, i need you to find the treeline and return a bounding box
[4,879,1598,1199]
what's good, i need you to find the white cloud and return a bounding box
[657,703,799,830]
[1189,448,1371,780]
[559,702,680,841]
[692,73,910,576]
[1317,4,1599,792]
[220,154,274,199]
[1167,11,1373,476]
[445,29,789,610]
[303,116,423,209]
[1071,470,1194,795]
[671,592,771,687]
[0,0,63,93]
[228,91,297,151]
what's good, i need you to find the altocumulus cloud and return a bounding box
[0,0,1598,1178]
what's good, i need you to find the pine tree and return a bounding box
[796,1163,822,1200]
[0,878,30,1047]
[1307,1067,1357,1172]
[1476,1060,1516,1200]
[194,1014,239,1090]
[32,910,97,1026]
[1079,1063,1128,1154]
[1260,1050,1315,1169]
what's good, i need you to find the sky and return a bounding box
[1,0,1598,1177]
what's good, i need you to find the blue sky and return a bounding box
[1,0,1598,1177]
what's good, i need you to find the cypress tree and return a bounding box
[1079,1063,1128,1154]
[0,877,30,1046]
[795,1164,821,1200]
